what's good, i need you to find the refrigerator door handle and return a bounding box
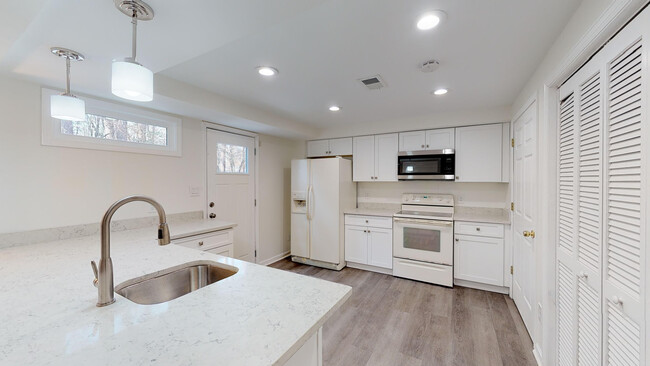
[307,185,313,221]
[308,185,315,221]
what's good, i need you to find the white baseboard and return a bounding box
[532,345,542,366]
[346,261,393,275]
[259,251,291,266]
[454,279,509,294]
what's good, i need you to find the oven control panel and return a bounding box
[402,193,454,206]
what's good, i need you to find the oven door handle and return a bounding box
[393,218,453,226]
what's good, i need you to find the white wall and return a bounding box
[0,76,205,233]
[358,182,509,209]
[0,75,303,266]
[257,134,304,264]
[509,0,647,364]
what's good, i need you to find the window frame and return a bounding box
[41,88,182,157]
[216,142,250,175]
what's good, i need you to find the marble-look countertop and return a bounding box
[343,208,398,217]
[454,206,511,224]
[0,225,352,365]
[169,219,237,240]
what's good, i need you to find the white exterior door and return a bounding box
[207,129,256,262]
[512,102,537,336]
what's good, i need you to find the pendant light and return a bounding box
[112,0,155,102]
[50,47,86,121]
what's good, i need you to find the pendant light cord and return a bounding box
[131,10,138,61]
[65,57,71,96]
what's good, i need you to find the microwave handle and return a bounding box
[393,218,453,226]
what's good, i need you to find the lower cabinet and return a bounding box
[173,228,235,257]
[453,221,506,292]
[344,214,392,271]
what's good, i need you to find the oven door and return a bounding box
[393,217,453,265]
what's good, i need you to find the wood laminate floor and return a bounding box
[270,259,537,366]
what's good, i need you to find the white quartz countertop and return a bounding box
[0,223,351,365]
[343,208,398,217]
[169,219,237,240]
[454,207,511,224]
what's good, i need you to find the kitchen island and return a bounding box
[0,222,351,365]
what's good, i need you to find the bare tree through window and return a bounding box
[60,113,167,146]
[216,143,248,173]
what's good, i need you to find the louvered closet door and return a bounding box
[557,55,604,366]
[601,9,647,365]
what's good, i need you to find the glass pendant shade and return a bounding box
[111,60,153,102]
[50,94,86,121]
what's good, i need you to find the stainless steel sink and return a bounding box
[115,261,238,305]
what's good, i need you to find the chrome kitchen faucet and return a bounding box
[91,195,171,307]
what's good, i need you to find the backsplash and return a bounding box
[357,181,509,208]
[0,211,203,249]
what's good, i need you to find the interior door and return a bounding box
[512,101,537,336]
[207,129,256,262]
[309,159,340,264]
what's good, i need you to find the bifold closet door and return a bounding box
[601,9,647,365]
[556,7,648,366]
[557,53,604,366]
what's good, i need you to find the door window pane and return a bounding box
[403,227,441,252]
[216,143,248,173]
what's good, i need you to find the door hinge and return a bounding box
[511,138,515,147]
[255,250,257,257]
[510,202,514,211]
[510,265,514,275]
[254,199,257,207]
[254,147,257,155]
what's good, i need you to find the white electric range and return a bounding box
[393,193,454,287]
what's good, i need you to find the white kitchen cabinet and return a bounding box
[344,225,368,264]
[453,221,506,292]
[368,228,392,269]
[425,128,455,150]
[344,214,392,271]
[398,128,455,152]
[352,133,397,182]
[352,136,374,181]
[454,123,509,182]
[173,228,234,257]
[398,131,426,151]
[307,138,352,157]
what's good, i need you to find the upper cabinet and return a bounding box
[307,138,352,157]
[455,123,509,183]
[398,128,455,151]
[352,134,398,182]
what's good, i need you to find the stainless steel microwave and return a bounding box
[397,149,455,180]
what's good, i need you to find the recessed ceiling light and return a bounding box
[433,88,448,95]
[329,105,341,112]
[417,11,446,30]
[257,66,278,76]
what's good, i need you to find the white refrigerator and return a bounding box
[291,158,356,270]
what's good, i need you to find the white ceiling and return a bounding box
[1,0,581,136]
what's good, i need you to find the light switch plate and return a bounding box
[189,185,201,197]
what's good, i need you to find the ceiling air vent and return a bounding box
[358,75,387,90]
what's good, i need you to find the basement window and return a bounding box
[41,88,182,156]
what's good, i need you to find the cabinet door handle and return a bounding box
[455,238,459,242]
[421,144,425,148]
[426,144,429,148]
[476,227,481,231]
[612,296,623,306]
[455,176,459,180]
[198,241,204,246]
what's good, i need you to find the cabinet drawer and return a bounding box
[454,221,504,238]
[345,215,392,229]
[173,229,233,251]
[205,244,234,258]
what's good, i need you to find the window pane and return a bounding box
[60,113,168,146]
[216,143,248,174]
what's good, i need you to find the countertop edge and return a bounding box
[170,223,237,240]
[273,286,353,366]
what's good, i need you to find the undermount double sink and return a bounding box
[115,261,238,305]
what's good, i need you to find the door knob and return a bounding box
[209,213,216,219]
[530,230,535,238]
[209,202,215,208]
[523,231,530,237]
